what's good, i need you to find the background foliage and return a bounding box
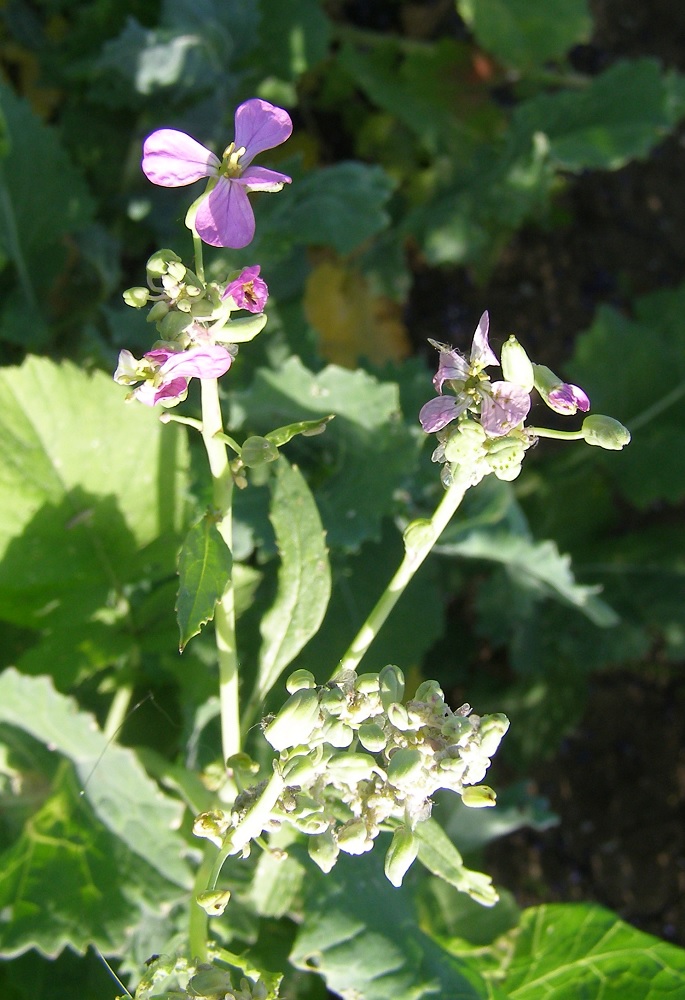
[1,0,684,997]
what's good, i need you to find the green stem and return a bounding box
[189,846,215,962]
[200,378,240,763]
[336,473,471,677]
[193,232,205,283]
[527,425,585,441]
[103,683,133,742]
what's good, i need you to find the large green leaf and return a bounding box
[254,457,331,703]
[176,512,233,651]
[458,0,591,70]
[501,903,685,997]
[0,669,192,892]
[514,59,682,171]
[231,357,418,549]
[290,846,493,999]
[0,356,188,685]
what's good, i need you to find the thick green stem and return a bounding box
[200,378,240,762]
[336,473,471,676]
[189,847,215,962]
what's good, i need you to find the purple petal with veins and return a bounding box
[548,382,590,414]
[480,382,531,437]
[419,394,470,432]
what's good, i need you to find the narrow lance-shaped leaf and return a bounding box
[255,457,331,703]
[176,511,233,651]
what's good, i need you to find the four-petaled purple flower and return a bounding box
[142,99,292,249]
[114,345,233,407]
[419,312,531,437]
[222,265,268,313]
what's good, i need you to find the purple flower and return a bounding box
[420,312,530,436]
[114,345,233,407]
[533,364,590,415]
[142,99,292,249]
[222,265,268,313]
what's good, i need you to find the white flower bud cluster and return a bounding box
[204,667,509,885]
[432,419,533,487]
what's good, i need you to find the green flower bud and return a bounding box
[443,422,487,464]
[387,701,410,731]
[461,784,497,808]
[358,721,387,753]
[308,829,339,873]
[403,518,434,553]
[478,713,510,756]
[286,669,317,694]
[327,751,377,783]
[263,689,321,752]
[581,414,631,450]
[146,300,170,324]
[321,719,354,748]
[123,286,151,309]
[294,814,330,835]
[387,747,424,788]
[355,672,380,694]
[166,259,187,283]
[485,436,526,480]
[320,686,346,716]
[384,826,419,887]
[196,889,231,916]
[281,753,319,786]
[414,680,444,706]
[146,248,182,277]
[188,968,234,997]
[501,336,534,391]
[193,809,229,847]
[158,310,192,339]
[241,435,279,468]
[379,664,405,711]
[337,819,373,855]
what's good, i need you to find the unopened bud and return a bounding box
[321,719,354,748]
[263,689,320,751]
[478,713,510,756]
[146,300,169,324]
[413,680,444,707]
[533,364,590,415]
[241,436,279,468]
[355,672,380,694]
[308,830,339,873]
[384,826,419,887]
[337,819,373,855]
[286,669,317,694]
[218,312,268,344]
[581,414,631,450]
[501,336,534,391]
[379,665,405,711]
[146,248,182,277]
[123,286,150,309]
[461,784,497,808]
[327,752,377,783]
[387,747,424,788]
[358,722,387,753]
[196,889,231,916]
[387,701,410,731]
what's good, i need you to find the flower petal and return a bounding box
[470,311,498,370]
[547,382,591,414]
[222,265,269,313]
[159,345,233,380]
[142,129,220,186]
[234,99,293,166]
[135,377,189,407]
[195,178,255,248]
[419,395,468,433]
[433,348,469,393]
[239,165,292,192]
[480,382,530,437]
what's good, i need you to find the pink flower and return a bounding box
[420,312,530,436]
[533,364,590,415]
[142,99,292,249]
[114,345,233,407]
[222,265,268,313]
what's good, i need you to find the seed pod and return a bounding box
[384,826,419,887]
[308,830,339,873]
[263,689,320,751]
[379,664,405,711]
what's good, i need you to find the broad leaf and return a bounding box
[0,668,192,891]
[501,903,685,997]
[254,457,331,703]
[176,512,232,651]
[415,819,498,907]
[290,846,492,999]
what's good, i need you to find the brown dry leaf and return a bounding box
[304,260,411,369]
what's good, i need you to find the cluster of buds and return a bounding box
[113,249,268,406]
[194,666,508,891]
[128,955,279,1000]
[420,312,630,487]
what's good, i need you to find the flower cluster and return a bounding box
[114,250,268,406]
[194,666,508,893]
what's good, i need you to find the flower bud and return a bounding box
[320,687,346,716]
[281,753,319,786]
[146,300,170,324]
[500,336,534,391]
[286,669,317,694]
[358,721,387,753]
[387,701,410,731]
[241,436,279,468]
[146,248,182,277]
[327,752,377,783]
[321,719,354,748]
[196,889,231,915]
[337,819,373,855]
[461,784,497,808]
[443,422,486,464]
[379,664,405,711]
[123,286,151,309]
[263,689,321,752]
[355,672,380,694]
[387,747,424,789]
[384,826,419,887]
[485,435,526,481]
[533,364,590,415]
[308,830,339,873]
[478,713,510,756]
[414,680,444,707]
[581,414,631,450]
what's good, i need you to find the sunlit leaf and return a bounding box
[176,512,232,651]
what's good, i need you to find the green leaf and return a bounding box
[231,357,417,549]
[501,903,685,997]
[0,668,192,891]
[290,847,491,999]
[176,512,232,651]
[255,458,331,703]
[414,820,499,907]
[0,356,188,686]
[458,0,591,70]
[514,59,680,171]
[0,765,182,958]
[250,0,331,80]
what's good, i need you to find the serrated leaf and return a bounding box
[0,668,192,891]
[514,59,680,171]
[231,357,417,548]
[290,846,491,999]
[255,458,330,703]
[502,903,685,998]
[176,513,232,651]
[458,0,591,70]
